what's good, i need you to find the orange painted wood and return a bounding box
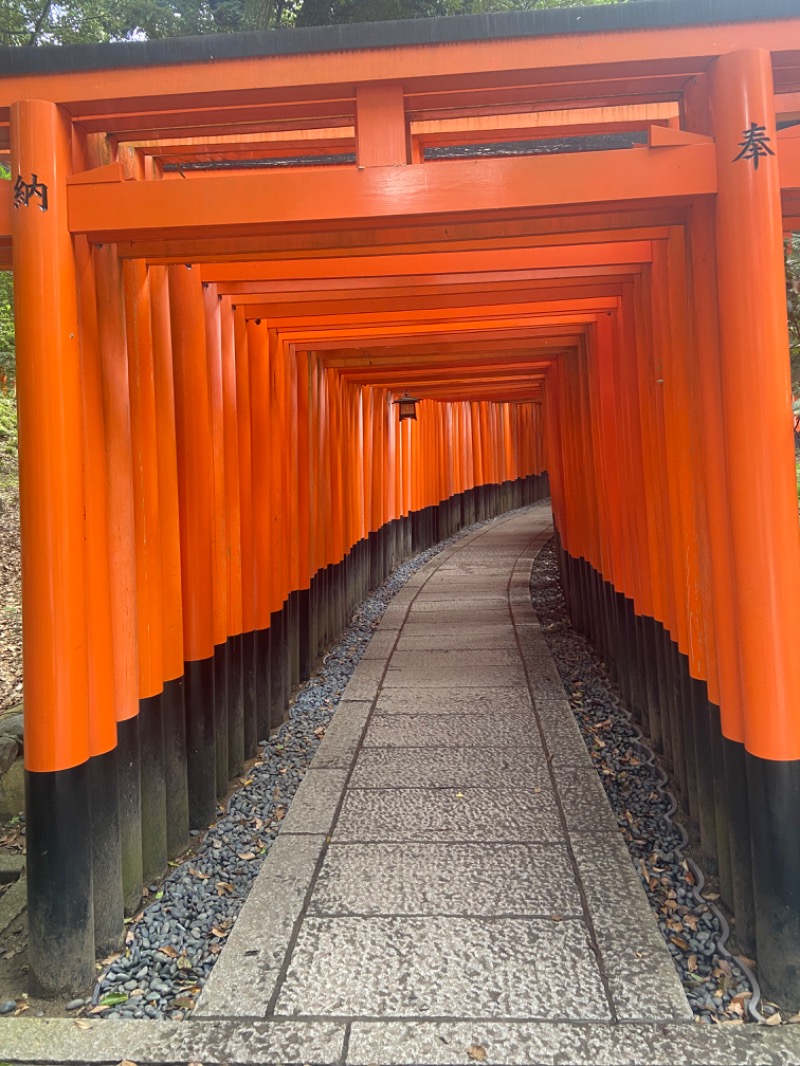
[169,264,215,663]
[12,100,89,773]
[123,258,165,698]
[149,264,186,682]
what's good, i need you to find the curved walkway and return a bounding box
[3,506,800,1064]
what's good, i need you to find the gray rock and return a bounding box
[0,712,23,746]
[0,735,17,775]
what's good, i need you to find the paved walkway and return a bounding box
[3,506,800,1063]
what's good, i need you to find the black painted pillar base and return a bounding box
[26,762,95,994]
[242,629,258,758]
[116,714,143,915]
[139,691,168,884]
[228,634,245,779]
[723,736,756,955]
[184,656,216,831]
[162,675,190,860]
[254,627,271,743]
[691,679,718,877]
[298,587,312,683]
[288,590,300,691]
[213,643,229,799]
[270,605,289,727]
[747,753,800,1009]
[89,748,124,957]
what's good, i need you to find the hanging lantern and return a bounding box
[393,392,420,422]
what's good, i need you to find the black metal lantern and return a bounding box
[393,392,420,422]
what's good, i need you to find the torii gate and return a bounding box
[2,0,800,1009]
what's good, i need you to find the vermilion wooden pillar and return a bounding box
[123,258,168,885]
[149,264,190,858]
[169,264,217,829]
[711,48,800,1006]
[11,99,94,994]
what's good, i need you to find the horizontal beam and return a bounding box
[65,148,716,244]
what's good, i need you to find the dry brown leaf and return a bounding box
[211,927,228,938]
[738,955,757,969]
[467,1045,487,1063]
[786,1013,800,1024]
[74,1019,92,1030]
[765,1012,782,1026]
[238,852,256,861]
[159,944,178,958]
[687,954,698,973]
[117,1060,138,1066]
[669,935,690,951]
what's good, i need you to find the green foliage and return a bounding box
[786,234,800,395]
[0,395,16,462]
[0,0,628,44]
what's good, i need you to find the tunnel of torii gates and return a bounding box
[2,0,800,1008]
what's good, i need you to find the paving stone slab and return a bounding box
[275,915,611,1020]
[384,662,527,688]
[309,842,583,917]
[194,834,327,1018]
[0,1017,346,1065]
[362,713,540,749]
[374,688,531,716]
[279,768,350,836]
[551,764,622,835]
[388,648,523,668]
[349,747,547,789]
[411,597,511,611]
[310,701,372,770]
[345,1021,800,1066]
[396,630,518,651]
[333,786,563,842]
[572,835,692,1023]
[360,630,400,659]
[534,700,594,765]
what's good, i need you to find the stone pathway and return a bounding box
[2,506,800,1063]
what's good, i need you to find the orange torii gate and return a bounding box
[2,0,800,1008]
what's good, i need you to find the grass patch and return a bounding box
[0,393,17,497]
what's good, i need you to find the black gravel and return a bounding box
[529,540,761,1025]
[89,510,522,1021]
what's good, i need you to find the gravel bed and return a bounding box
[86,510,519,1022]
[529,541,762,1026]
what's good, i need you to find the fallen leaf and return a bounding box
[766,1012,782,1026]
[238,852,256,861]
[687,954,698,973]
[275,808,286,821]
[117,1060,138,1065]
[177,956,193,971]
[531,787,542,795]
[467,1045,487,1062]
[173,996,195,1011]
[99,991,128,1007]
[211,927,228,938]
[786,1013,800,1024]
[670,935,690,951]
[159,945,178,958]
[13,1004,28,1016]
[738,956,757,969]
[74,1019,92,1030]
[551,914,563,922]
